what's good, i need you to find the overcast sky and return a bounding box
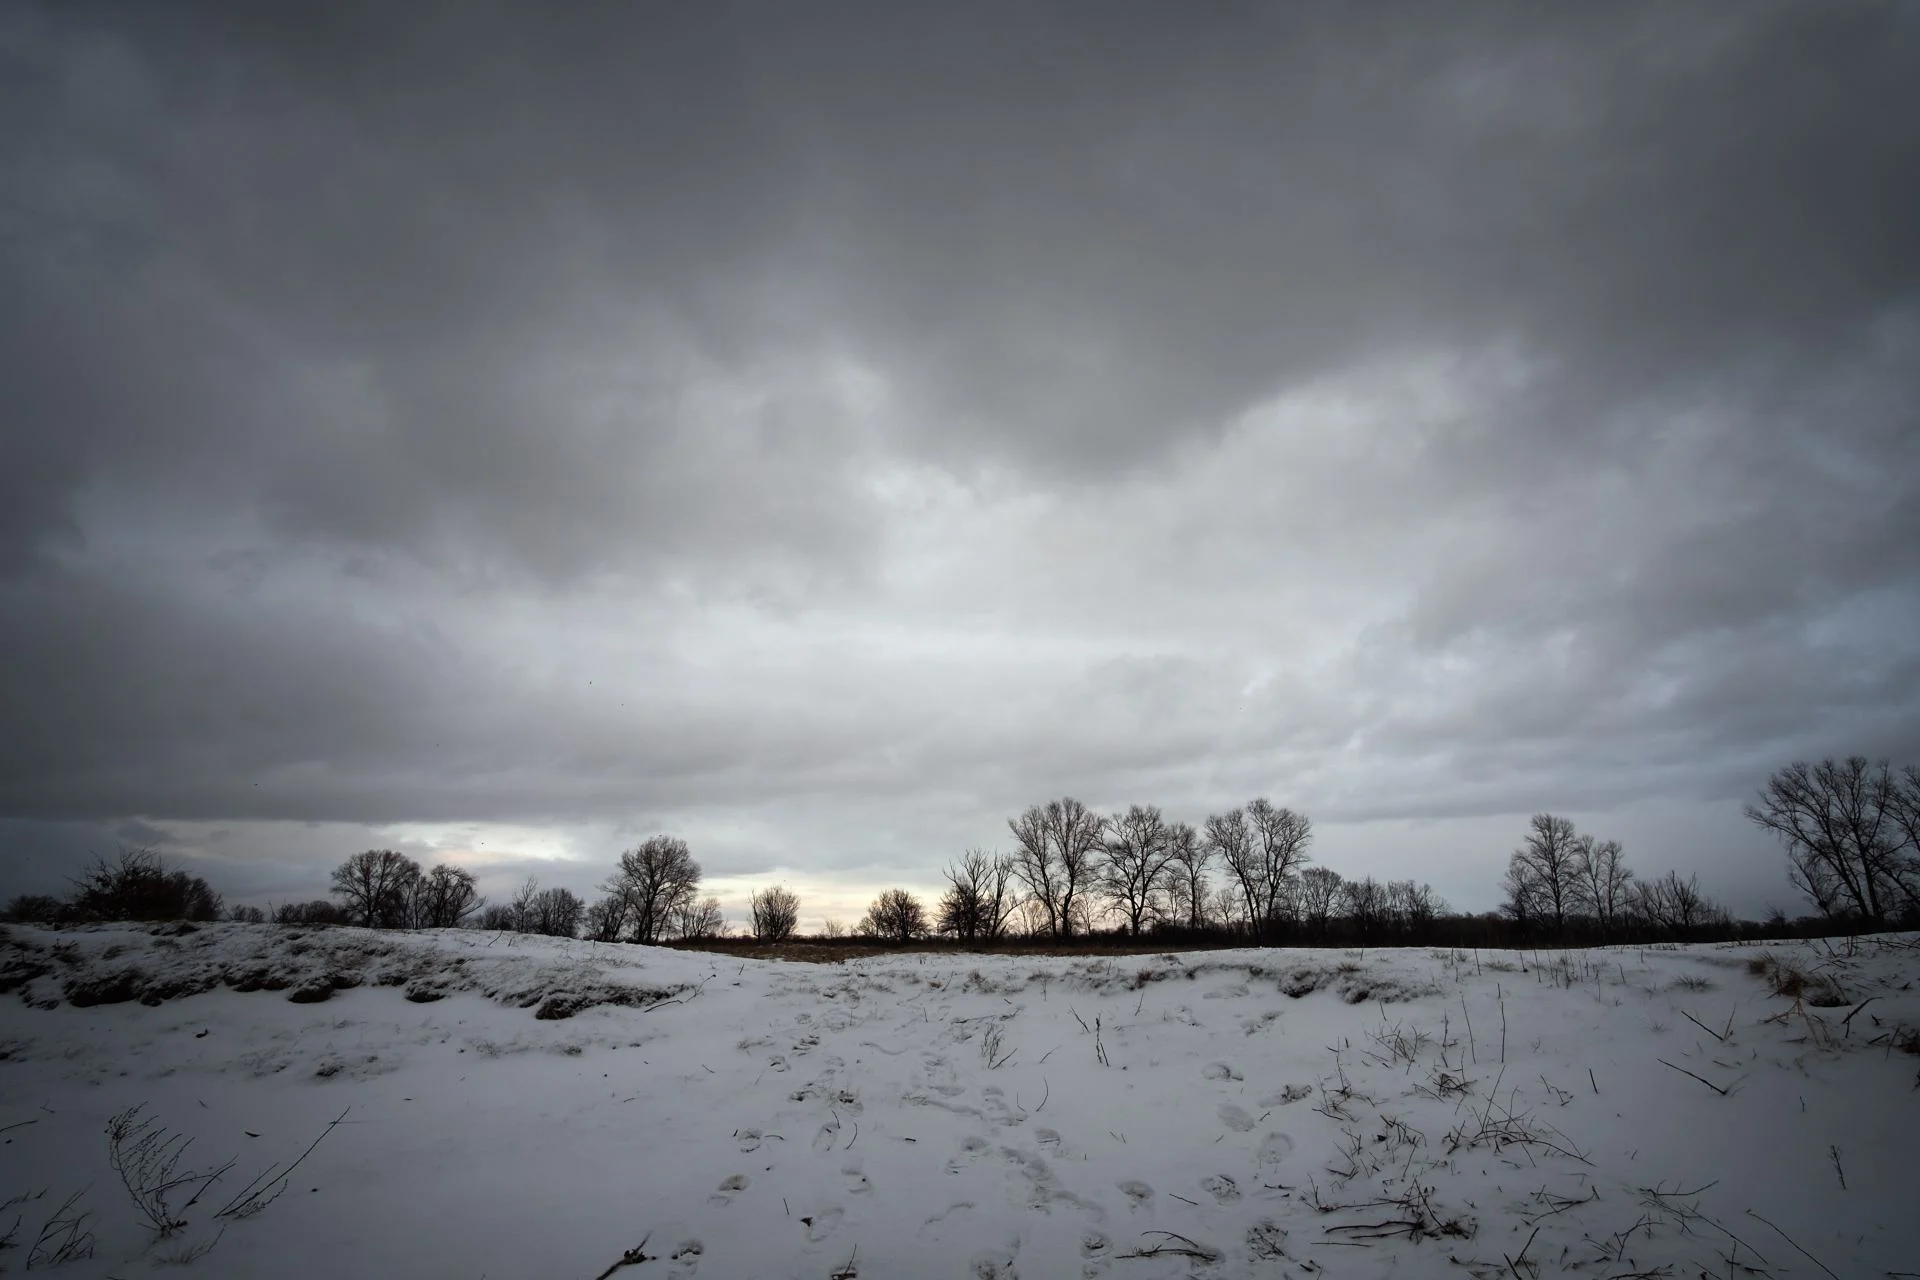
[3,1,1917,926]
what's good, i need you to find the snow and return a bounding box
[2,923,1916,1279]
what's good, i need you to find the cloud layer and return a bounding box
[4,1,1917,914]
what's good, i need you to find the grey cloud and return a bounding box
[3,2,1918,913]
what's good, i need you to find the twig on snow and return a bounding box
[593,1233,654,1280]
[1656,1058,1729,1096]
[213,1106,350,1220]
[1679,1010,1726,1042]
[1742,1209,1838,1280]
[1117,1231,1221,1262]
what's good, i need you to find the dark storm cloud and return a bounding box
[2,1,1918,908]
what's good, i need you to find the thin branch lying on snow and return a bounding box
[1655,1058,1729,1096]
[1743,1209,1839,1280]
[1678,1009,1727,1043]
[592,1233,653,1280]
[213,1107,350,1221]
[1637,1183,1769,1273]
[1117,1231,1222,1262]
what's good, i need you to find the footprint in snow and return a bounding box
[931,1083,967,1097]
[1258,1084,1313,1107]
[1200,1062,1241,1081]
[1257,1132,1296,1166]
[1079,1231,1111,1279]
[969,1248,1018,1279]
[842,1165,872,1195]
[668,1239,703,1277]
[921,1201,974,1227]
[801,1206,844,1242]
[707,1174,749,1207]
[1246,1221,1287,1260]
[812,1123,841,1153]
[1117,1179,1153,1209]
[1217,1103,1256,1132]
[944,1135,990,1174]
[735,1128,763,1153]
[1198,1174,1241,1204]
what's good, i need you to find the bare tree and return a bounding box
[1504,814,1581,933]
[938,849,1017,944]
[1006,798,1104,938]
[1295,866,1342,936]
[602,836,702,944]
[69,849,225,923]
[1007,805,1057,935]
[673,895,725,939]
[861,888,927,944]
[1205,808,1258,930]
[1098,805,1177,935]
[510,877,542,930]
[1383,880,1442,936]
[583,895,624,942]
[749,885,800,942]
[509,881,584,937]
[1501,857,1541,928]
[1207,800,1313,939]
[1630,870,1728,933]
[412,863,483,928]
[1162,821,1212,930]
[274,899,348,925]
[1746,758,1913,925]
[1207,882,1248,934]
[1340,875,1388,939]
[1248,798,1313,925]
[1890,765,1920,920]
[1571,836,1633,934]
[329,850,422,929]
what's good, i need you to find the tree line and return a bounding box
[7,757,1917,943]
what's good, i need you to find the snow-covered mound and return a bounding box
[1,925,1915,1278]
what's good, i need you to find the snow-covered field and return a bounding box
[2,924,1916,1279]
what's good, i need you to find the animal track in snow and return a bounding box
[944,1135,991,1174]
[1258,1084,1313,1107]
[969,1247,1019,1279]
[707,1174,749,1207]
[1117,1179,1154,1208]
[734,1128,763,1152]
[1217,1103,1256,1132]
[1200,1061,1241,1081]
[801,1206,843,1242]
[1199,1174,1241,1203]
[811,1122,842,1153]
[667,1238,704,1277]
[1256,1132,1296,1168]
[842,1165,872,1195]
[1246,1220,1288,1260]
[921,1201,975,1227]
